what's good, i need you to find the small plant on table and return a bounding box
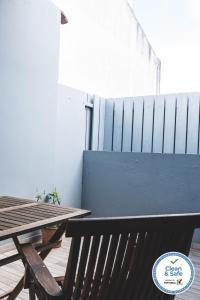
[35,188,62,248]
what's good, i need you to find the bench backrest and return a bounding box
[62,214,200,300]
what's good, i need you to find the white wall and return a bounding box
[0,0,60,198]
[0,0,161,210]
[54,0,161,98]
[55,85,88,207]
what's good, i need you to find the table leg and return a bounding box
[7,223,67,300]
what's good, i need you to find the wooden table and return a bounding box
[0,196,90,299]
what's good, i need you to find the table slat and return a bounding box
[0,210,89,240]
[0,196,90,241]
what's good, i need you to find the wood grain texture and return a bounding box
[21,244,62,299]
[0,197,90,241]
[17,215,200,300]
[0,237,198,299]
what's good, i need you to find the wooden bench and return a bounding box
[19,213,200,300]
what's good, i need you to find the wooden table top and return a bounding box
[0,196,90,241]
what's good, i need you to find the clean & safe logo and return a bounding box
[152,252,195,295]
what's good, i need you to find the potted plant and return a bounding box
[35,189,62,248]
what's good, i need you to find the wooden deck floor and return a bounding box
[0,238,199,299]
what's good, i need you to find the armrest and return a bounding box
[21,244,64,300]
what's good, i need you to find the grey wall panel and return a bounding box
[187,94,200,154]
[113,100,124,151]
[132,97,144,152]
[83,151,200,239]
[175,95,188,154]
[82,151,200,242]
[153,96,165,153]
[98,99,106,151]
[163,95,176,154]
[142,96,154,152]
[83,151,200,216]
[122,99,134,152]
[103,100,114,151]
[95,93,200,155]
[91,96,100,151]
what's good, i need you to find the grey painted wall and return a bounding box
[82,151,200,216]
[0,0,60,199]
[82,151,200,240]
